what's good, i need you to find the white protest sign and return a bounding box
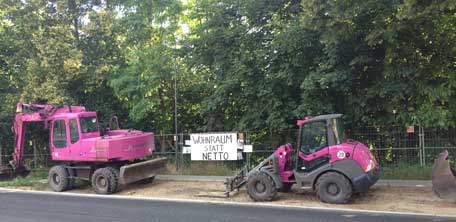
[190,133,238,161]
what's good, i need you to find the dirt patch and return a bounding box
[68,180,456,216]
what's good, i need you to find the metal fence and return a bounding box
[1,125,455,176]
[151,125,456,175]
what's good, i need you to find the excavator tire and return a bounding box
[91,167,119,194]
[316,172,352,204]
[106,167,120,193]
[246,171,277,201]
[49,165,69,192]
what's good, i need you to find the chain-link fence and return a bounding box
[1,125,455,178]
[152,125,456,177]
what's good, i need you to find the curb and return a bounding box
[156,175,432,187]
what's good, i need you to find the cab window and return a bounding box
[80,117,98,133]
[53,120,67,148]
[69,119,79,144]
[300,121,328,154]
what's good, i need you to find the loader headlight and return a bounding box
[365,160,375,172]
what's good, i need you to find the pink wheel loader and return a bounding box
[225,114,379,204]
[0,102,167,194]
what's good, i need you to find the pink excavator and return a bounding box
[0,102,166,194]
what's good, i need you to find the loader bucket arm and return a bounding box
[432,150,456,200]
[224,153,277,197]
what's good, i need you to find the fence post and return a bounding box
[421,125,426,166]
[179,133,184,173]
[33,140,38,169]
[418,124,424,166]
[174,134,179,171]
[246,131,250,169]
[0,141,2,166]
[45,146,48,168]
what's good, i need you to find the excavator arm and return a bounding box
[0,103,59,180]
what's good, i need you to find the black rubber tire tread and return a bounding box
[91,168,117,194]
[48,165,69,192]
[279,182,293,192]
[315,172,353,204]
[246,172,277,201]
[66,168,76,190]
[106,167,120,193]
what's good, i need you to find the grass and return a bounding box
[0,169,49,190]
[379,165,433,180]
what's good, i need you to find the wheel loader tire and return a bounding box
[49,165,69,192]
[106,167,120,193]
[91,168,118,194]
[316,172,352,204]
[246,172,277,201]
[279,182,293,192]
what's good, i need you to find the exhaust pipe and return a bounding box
[432,150,456,200]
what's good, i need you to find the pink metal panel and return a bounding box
[328,142,356,163]
[351,141,377,171]
[106,132,155,161]
[275,144,294,183]
[59,132,154,162]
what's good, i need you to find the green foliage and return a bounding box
[0,0,455,155]
[380,165,433,180]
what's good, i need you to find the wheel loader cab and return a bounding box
[296,114,344,173]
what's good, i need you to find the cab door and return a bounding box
[296,120,330,172]
[50,119,70,160]
[67,119,81,158]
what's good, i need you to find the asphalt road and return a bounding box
[0,190,453,222]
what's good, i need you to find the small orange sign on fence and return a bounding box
[407,125,415,133]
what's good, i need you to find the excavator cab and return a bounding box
[49,112,100,160]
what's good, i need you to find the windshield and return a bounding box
[80,117,99,133]
[331,118,346,144]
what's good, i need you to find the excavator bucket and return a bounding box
[0,166,14,181]
[0,164,30,181]
[432,150,456,200]
[119,158,167,185]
